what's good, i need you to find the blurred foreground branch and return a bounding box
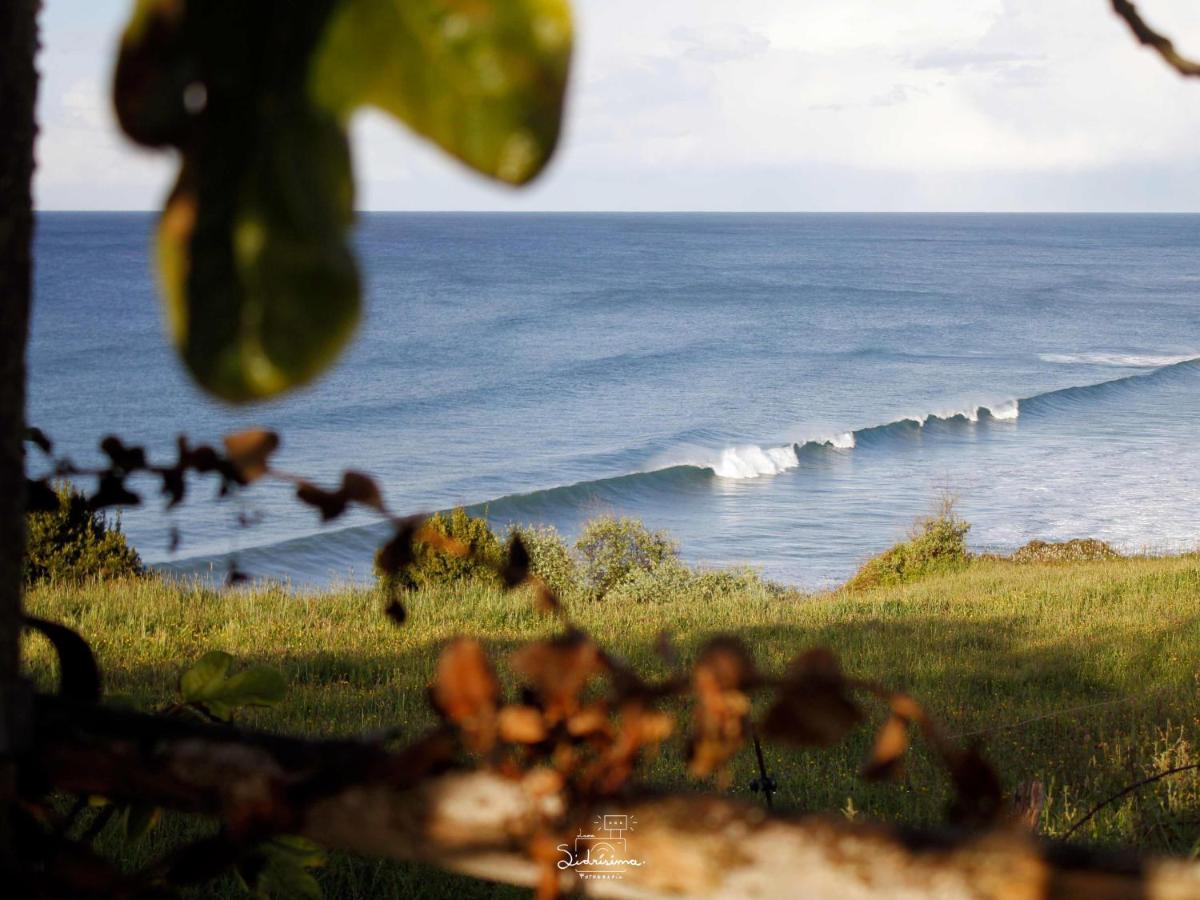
[1113,0,1200,76]
[32,696,1200,900]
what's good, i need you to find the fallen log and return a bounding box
[29,696,1200,899]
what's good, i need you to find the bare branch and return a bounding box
[30,696,1200,899]
[1112,0,1200,76]
[1063,763,1200,840]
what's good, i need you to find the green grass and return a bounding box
[22,552,1200,896]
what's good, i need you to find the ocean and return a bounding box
[28,212,1200,588]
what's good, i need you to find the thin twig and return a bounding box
[750,729,776,810]
[1112,0,1200,76]
[1062,762,1200,840]
[947,687,1169,740]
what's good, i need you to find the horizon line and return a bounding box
[33,208,1200,215]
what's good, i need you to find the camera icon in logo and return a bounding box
[573,814,631,863]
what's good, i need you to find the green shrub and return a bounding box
[602,562,774,605]
[1009,538,1120,563]
[574,516,678,599]
[507,524,578,598]
[24,482,143,585]
[376,511,775,605]
[376,507,503,591]
[689,566,771,603]
[603,557,692,604]
[845,508,970,592]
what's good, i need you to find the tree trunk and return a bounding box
[0,0,38,866]
[34,697,1200,899]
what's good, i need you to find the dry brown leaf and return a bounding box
[687,637,756,778]
[761,646,862,748]
[501,532,531,588]
[532,580,561,615]
[530,832,563,900]
[586,703,675,794]
[498,705,548,744]
[947,745,1005,826]
[566,705,610,738]
[862,713,909,780]
[376,517,423,575]
[431,638,500,753]
[341,470,384,511]
[222,428,279,483]
[889,692,924,721]
[296,480,347,521]
[510,632,605,723]
[523,767,565,798]
[696,635,757,690]
[416,526,470,557]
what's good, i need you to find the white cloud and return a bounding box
[672,25,771,63]
[31,0,1200,210]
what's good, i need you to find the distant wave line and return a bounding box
[1040,351,1199,368]
[156,356,1200,570]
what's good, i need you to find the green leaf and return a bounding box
[113,0,198,147]
[260,865,323,900]
[116,1,360,402]
[157,103,360,402]
[312,0,572,184]
[123,803,161,843]
[239,837,326,899]
[216,666,287,709]
[179,650,234,704]
[179,651,286,721]
[265,835,326,869]
[115,0,570,401]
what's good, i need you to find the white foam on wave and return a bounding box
[707,430,857,479]
[1041,352,1198,368]
[710,444,800,479]
[985,399,1019,421]
[924,406,980,424]
[785,424,858,449]
[648,441,805,480]
[660,400,1015,482]
[917,399,1019,425]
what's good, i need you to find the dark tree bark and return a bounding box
[0,0,38,866]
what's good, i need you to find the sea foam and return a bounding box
[709,445,800,479]
[1041,352,1198,368]
[699,404,1017,479]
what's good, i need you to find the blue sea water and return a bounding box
[28,212,1200,587]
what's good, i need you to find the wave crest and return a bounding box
[709,445,800,479]
[700,405,1018,480]
[920,400,1019,423]
[1041,352,1198,368]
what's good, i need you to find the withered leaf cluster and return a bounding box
[425,621,1003,832]
[430,630,674,800]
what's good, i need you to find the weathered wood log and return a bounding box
[29,696,1200,899]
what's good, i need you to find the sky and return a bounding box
[33,0,1200,211]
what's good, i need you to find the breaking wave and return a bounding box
[689,401,1019,481]
[160,356,1200,580]
[647,356,1200,481]
[1040,352,1198,368]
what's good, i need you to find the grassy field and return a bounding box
[22,551,1200,896]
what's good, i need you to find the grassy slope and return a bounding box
[23,554,1200,895]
